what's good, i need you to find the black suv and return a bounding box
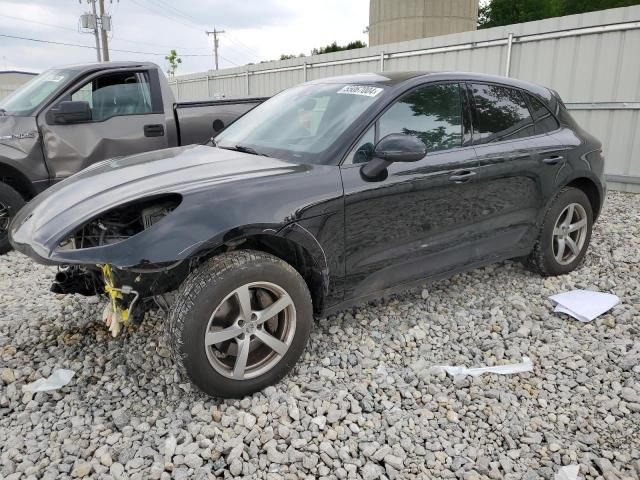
[10,72,606,398]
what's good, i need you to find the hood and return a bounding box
[10,144,332,265]
[25,144,305,224]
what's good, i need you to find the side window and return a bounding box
[71,83,93,107]
[470,83,535,143]
[67,71,153,122]
[526,93,560,134]
[378,83,463,152]
[347,125,375,164]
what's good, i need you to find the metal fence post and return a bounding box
[504,33,514,77]
[206,74,211,98]
[246,69,250,97]
[380,51,385,71]
[303,62,307,82]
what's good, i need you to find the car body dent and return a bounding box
[0,115,49,194]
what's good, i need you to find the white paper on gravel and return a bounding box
[441,357,533,377]
[549,289,620,322]
[555,465,580,480]
[22,369,75,392]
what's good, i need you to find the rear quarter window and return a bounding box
[526,93,560,134]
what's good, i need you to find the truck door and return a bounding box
[37,68,169,181]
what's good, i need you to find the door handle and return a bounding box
[542,155,563,165]
[144,124,165,137]
[449,170,477,183]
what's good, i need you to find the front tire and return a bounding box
[0,182,26,255]
[528,187,593,276]
[167,250,313,398]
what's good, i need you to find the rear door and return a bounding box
[38,68,168,181]
[468,82,552,261]
[340,82,480,300]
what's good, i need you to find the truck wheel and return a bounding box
[528,187,593,276]
[167,250,313,398]
[0,182,25,255]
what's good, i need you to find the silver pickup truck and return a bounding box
[0,61,266,253]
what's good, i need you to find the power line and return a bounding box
[129,1,263,62]
[0,33,212,57]
[0,13,79,32]
[0,13,210,52]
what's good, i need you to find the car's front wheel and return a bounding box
[528,187,594,276]
[167,250,313,398]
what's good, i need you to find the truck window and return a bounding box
[67,71,153,122]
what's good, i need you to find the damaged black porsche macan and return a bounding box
[10,72,606,398]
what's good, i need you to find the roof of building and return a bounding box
[0,70,38,76]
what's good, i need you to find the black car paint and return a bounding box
[10,72,606,315]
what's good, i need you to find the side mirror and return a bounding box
[49,101,92,124]
[360,133,426,181]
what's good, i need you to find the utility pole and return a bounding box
[98,0,109,61]
[90,0,102,62]
[205,28,225,70]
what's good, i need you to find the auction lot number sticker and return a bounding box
[337,85,384,97]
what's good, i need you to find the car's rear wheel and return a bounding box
[528,187,593,276]
[0,182,25,255]
[167,250,313,398]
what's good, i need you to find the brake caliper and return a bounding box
[101,264,138,337]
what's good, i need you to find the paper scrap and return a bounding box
[555,465,580,480]
[440,357,533,377]
[22,369,75,392]
[549,289,620,322]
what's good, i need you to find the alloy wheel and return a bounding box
[204,281,296,380]
[552,202,588,265]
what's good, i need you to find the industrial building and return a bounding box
[368,0,479,46]
[0,70,37,100]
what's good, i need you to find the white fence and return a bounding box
[170,6,640,191]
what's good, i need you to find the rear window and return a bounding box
[470,83,535,144]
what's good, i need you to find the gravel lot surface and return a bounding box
[1,191,639,480]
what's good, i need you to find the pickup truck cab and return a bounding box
[0,61,265,253]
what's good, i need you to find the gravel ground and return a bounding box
[1,191,639,480]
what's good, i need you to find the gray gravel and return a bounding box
[1,190,639,480]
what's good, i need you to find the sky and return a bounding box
[0,0,370,75]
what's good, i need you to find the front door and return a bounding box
[340,82,480,301]
[38,69,168,182]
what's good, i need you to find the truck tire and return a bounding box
[167,250,313,398]
[527,187,593,276]
[0,182,25,255]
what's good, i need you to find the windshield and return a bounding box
[215,83,385,164]
[0,69,74,116]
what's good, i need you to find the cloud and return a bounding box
[0,0,369,74]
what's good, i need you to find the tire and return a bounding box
[0,182,26,255]
[167,250,313,398]
[528,187,593,276]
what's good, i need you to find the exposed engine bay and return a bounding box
[57,195,181,250]
[51,194,187,336]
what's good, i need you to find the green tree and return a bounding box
[311,40,366,55]
[165,49,182,77]
[279,53,306,60]
[479,0,640,28]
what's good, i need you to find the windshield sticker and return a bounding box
[45,75,66,83]
[337,85,383,97]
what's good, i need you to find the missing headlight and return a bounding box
[58,194,182,250]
